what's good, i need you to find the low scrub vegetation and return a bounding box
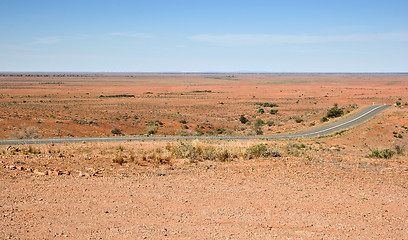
[253,118,264,135]
[257,108,265,114]
[99,94,135,98]
[367,149,395,159]
[320,116,329,122]
[239,115,249,124]
[327,103,344,118]
[10,126,41,139]
[246,144,281,159]
[262,102,279,107]
[109,141,284,165]
[111,128,122,135]
[393,142,405,155]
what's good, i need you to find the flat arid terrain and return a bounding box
[1,73,408,239]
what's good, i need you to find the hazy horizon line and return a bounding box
[1,71,407,74]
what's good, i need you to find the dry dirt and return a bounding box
[1,73,407,138]
[1,73,408,239]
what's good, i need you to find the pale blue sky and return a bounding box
[0,0,407,72]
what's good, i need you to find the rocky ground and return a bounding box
[1,139,407,239]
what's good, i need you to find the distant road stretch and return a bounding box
[0,105,391,145]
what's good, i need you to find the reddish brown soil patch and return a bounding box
[1,73,407,138]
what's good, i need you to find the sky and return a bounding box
[0,0,407,72]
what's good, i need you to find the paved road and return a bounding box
[0,105,391,145]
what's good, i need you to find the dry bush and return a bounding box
[10,126,41,139]
[246,144,281,159]
[367,149,395,159]
[393,141,406,155]
[141,148,171,165]
[108,140,283,167]
[112,153,124,165]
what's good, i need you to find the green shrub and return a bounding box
[257,108,265,114]
[270,109,278,114]
[321,116,329,122]
[327,104,344,118]
[239,115,249,124]
[295,118,304,123]
[111,128,122,135]
[263,102,278,107]
[367,149,395,159]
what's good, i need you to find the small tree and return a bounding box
[327,104,344,118]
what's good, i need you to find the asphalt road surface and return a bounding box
[0,105,391,145]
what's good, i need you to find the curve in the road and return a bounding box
[0,105,391,145]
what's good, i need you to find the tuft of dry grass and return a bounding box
[10,126,41,139]
[112,153,125,165]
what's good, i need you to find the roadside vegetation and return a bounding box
[326,103,344,118]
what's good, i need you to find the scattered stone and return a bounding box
[52,169,62,176]
[35,170,48,176]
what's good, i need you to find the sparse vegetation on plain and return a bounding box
[99,94,135,98]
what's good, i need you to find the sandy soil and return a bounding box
[1,149,407,239]
[0,73,407,139]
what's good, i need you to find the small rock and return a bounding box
[52,169,61,176]
[8,165,16,170]
[91,170,99,176]
[78,171,85,177]
[35,170,48,176]
[26,168,33,173]
[16,166,24,171]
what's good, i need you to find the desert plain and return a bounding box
[0,73,407,239]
